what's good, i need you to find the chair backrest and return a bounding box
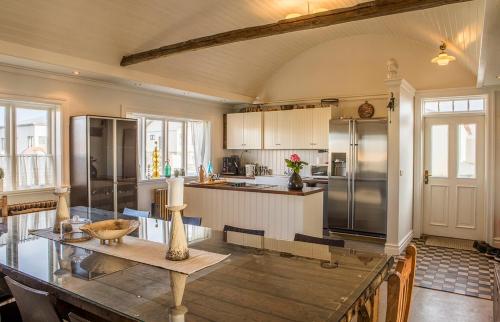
[294,233,345,248]
[5,276,61,322]
[386,244,417,322]
[182,216,202,226]
[68,312,91,322]
[123,208,149,218]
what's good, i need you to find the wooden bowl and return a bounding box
[80,219,139,245]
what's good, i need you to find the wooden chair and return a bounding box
[4,276,62,322]
[386,244,417,322]
[123,208,150,218]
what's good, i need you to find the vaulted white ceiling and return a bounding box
[0,0,494,102]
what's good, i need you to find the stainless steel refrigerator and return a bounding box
[328,119,387,236]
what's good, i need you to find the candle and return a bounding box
[167,177,184,207]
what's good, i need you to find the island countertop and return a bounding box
[184,182,324,196]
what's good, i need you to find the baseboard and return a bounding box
[384,230,414,255]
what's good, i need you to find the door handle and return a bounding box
[424,170,432,184]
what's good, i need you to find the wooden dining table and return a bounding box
[0,208,392,322]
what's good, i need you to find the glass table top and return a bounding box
[0,208,391,322]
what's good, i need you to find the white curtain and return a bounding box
[189,121,211,174]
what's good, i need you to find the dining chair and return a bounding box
[182,216,202,226]
[385,244,417,322]
[68,312,91,322]
[223,225,265,249]
[123,208,150,218]
[4,276,61,322]
[294,233,345,248]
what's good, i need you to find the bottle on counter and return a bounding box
[207,161,213,175]
[198,165,206,183]
[164,159,172,178]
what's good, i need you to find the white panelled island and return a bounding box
[184,183,324,241]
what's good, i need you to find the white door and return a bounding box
[423,115,485,240]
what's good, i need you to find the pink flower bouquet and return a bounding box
[285,153,308,174]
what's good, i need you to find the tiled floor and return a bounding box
[413,238,494,300]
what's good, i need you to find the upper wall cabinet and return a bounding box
[225,108,329,150]
[226,112,263,149]
[266,108,330,150]
[264,110,292,149]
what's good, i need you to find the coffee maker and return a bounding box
[222,156,240,175]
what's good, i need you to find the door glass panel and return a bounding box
[457,123,476,178]
[431,124,448,177]
[89,118,114,211]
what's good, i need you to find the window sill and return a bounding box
[0,185,70,196]
[138,177,197,185]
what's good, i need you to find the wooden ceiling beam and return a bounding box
[120,0,472,66]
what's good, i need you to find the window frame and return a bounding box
[129,113,209,180]
[0,99,58,191]
[423,96,486,116]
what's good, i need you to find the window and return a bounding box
[0,100,58,191]
[424,97,485,114]
[128,113,210,179]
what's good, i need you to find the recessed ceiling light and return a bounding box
[72,70,80,75]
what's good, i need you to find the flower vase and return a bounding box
[53,189,70,233]
[288,172,303,190]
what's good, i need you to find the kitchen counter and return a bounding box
[185,182,324,196]
[302,177,329,186]
[184,182,324,240]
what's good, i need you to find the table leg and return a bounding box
[371,287,380,322]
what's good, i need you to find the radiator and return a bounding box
[154,188,168,219]
[8,200,57,216]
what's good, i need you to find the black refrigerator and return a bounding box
[70,116,138,214]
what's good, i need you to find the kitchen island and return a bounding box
[184,182,324,241]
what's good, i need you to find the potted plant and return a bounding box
[0,167,4,192]
[285,154,308,190]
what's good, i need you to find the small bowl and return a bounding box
[80,219,139,245]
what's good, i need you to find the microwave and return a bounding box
[311,165,328,177]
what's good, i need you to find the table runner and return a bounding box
[30,229,230,275]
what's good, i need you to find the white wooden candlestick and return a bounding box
[53,188,70,233]
[166,204,189,261]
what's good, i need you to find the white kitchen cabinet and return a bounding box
[264,110,291,149]
[226,112,262,149]
[311,107,330,149]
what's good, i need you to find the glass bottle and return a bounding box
[164,159,172,178]
[207,161,213,175]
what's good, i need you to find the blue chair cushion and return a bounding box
[123,208,150,218]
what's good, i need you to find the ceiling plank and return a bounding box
[121,0,472,66]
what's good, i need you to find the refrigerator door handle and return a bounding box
[347,120,352,229]
[350,120,358,229]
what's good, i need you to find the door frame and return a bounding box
[413,88,495,243]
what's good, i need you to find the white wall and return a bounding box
[0,67,231,207]
[257,34,475,103]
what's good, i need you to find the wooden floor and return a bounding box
[374,280,493,322]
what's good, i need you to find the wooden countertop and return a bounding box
[185,182,324,196]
